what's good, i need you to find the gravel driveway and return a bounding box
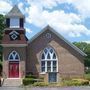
[0,86,90,90]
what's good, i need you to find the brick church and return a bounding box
[1,5,86,82]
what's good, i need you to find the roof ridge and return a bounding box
[6,5,24,18]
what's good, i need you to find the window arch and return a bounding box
[8,51,20,61]
[41,47,58,73]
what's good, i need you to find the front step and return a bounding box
[2,79,22,86]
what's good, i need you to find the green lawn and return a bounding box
[84,73,90,80]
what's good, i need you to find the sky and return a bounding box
[0,0,90,43]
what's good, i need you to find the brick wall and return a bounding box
[3,47,26,78]
[27,30,84,81]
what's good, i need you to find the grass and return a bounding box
[0,61,2,64]
[84,73,90,81]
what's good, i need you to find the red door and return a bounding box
[9,62,19,78]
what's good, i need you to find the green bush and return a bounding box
[61,80,81,86]
[85,68,90,74]
[73,79,89,85]
[61,79,89,86]
[0,61,2,67]
[81,80,89,85]
[48,82,59,87]
[33,82,48,87]
[0,61,2,76]
[25,75,36,79]
[84,73,90,81]
[23,78,36,85]
[23,74,45,86]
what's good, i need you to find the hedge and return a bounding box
[84,73,90,81]
[33,82,48,87]
[25,75,36,79]
[23,78,36,85]
[60,79,89,86]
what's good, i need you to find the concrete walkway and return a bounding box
[2,79,22,86]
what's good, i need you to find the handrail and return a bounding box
[1,72,7,86]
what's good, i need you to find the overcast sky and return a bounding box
[0,0,90,43]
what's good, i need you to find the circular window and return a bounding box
[45,33,51,39]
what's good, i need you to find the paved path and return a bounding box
[0,86,90,90]
[3,79,22,86]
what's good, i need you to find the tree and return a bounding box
[0,14,5,60]
[0,14,5,40]
[73,42,90,67]
[73,42,88,51]
[0,14,6,74]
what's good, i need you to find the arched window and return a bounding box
[8,51,20,61]
[41,47,58,72]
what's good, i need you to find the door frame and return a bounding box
[48,72,57,82]
[8,61,19,78]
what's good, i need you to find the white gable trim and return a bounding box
[28,25,87,56]
[9,30,19,35]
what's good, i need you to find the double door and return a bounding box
[9,62,19,78]
[48,73,57,82]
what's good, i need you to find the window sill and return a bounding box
[40,72,46,74]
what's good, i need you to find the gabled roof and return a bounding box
[5,5,24,18]
[28,25,87,56]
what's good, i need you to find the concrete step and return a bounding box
[2,79,22,86]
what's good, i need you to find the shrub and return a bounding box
[33,82,48,87]
[61,80,80,86]
[61,79,89,86]
[0,61,2,76]
[72,79,89,85]
[23,74,45,86]
[23,78,36,85]
[84,74,90,81]
[85,68,90,74]
[48,82,59,87]
[25,75,36,79]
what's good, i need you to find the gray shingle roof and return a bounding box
[5,5,24,18]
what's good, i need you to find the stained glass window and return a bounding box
[8,51,20,61]
[41,47,58,72]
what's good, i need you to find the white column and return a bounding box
[51,61,53,72]
[45,61,47,72]
[57,61,58,72]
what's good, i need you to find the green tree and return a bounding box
[0,14,5,40]
[0,14,5,60]
[73,42,90,67]
[0,14,6,74]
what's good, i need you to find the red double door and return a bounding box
[9,62,19,78]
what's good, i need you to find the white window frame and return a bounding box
[9,31,19,35]
[41,47,58,74]
[9,31,19,40]
[10,18,19,28]
[8,51,20,61]
[10,33,18,40]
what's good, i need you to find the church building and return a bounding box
[1,5,86,82]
